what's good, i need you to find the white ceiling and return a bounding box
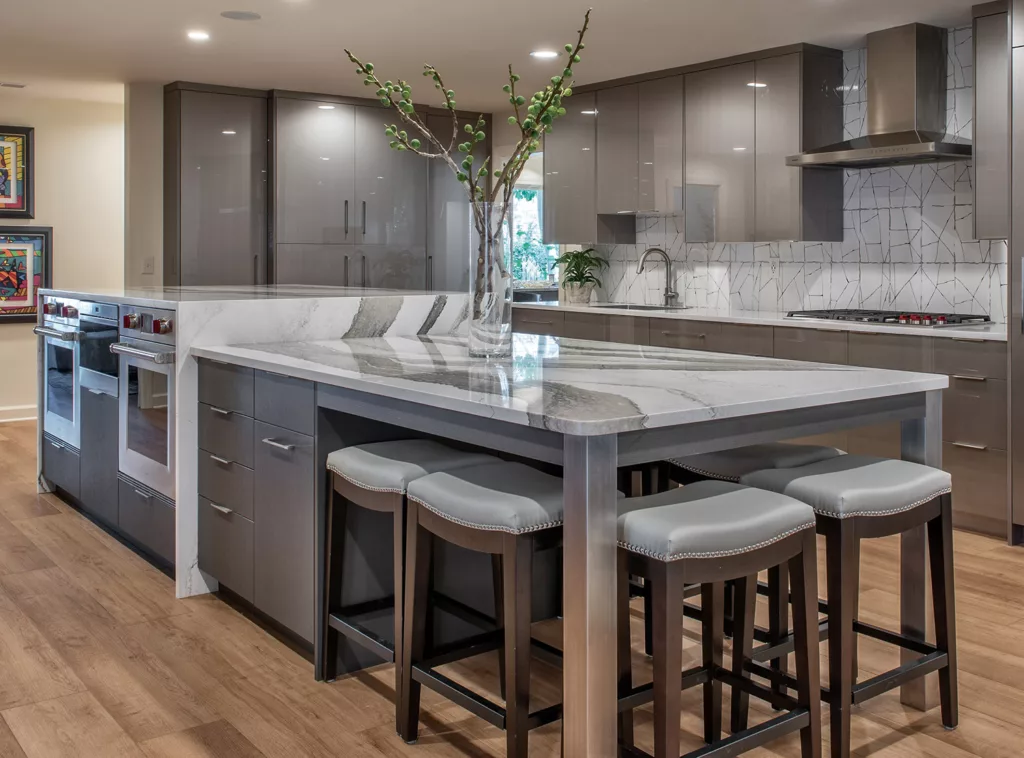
[4,0,979,110]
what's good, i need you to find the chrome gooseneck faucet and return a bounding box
[637,247,678,307]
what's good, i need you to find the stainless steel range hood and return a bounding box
[788,23,971,169]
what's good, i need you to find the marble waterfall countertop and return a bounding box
[39,284,453,309]
[514,301,1008,342]
[191,334,948,436]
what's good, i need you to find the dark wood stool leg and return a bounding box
[825,519,857,758]
[729,574,758,734]
[321,484,345,682]
[651,560,685,758]
[928,493,959,730]
[790,531,823,758]
[617,551,635,749]
[502,533,533,758]
[644,579,654,657]
[491,553,506,701]
[850,537,861,684]
[398,504,432,743]
[392,496,407,728]
[657,462,671,493]
[702,581,724,744]
[768,563,790,704]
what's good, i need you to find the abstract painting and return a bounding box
[0,125,34,219]
[0,226,51,323]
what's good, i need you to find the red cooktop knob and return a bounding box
[43,303,56,315]
[123,314,139,329]
[151,318,173,335]
[61,305,78,318]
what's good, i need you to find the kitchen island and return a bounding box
[191,332,948,757]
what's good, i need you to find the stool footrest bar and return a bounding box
[852,650,948,704]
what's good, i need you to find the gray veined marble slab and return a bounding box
[192,334,948,436]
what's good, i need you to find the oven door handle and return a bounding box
[33,326,82,342]
[110,343,176,365]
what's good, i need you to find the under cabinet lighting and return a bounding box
[222,130,236,135]
[320,157,330,161]
[187,30,210,41]
[747,82,767,88]
[318,104,336,110]
[580,110,598,115]
[733,146,747,151]
[531,50,559,59]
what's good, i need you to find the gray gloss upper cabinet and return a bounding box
[596,85,639,214]
[638,77,684,214]
[274,97,356,245]
[685,62,756,242]
[167,89,268,286]
[355,106,427,247]
[544,92,597,244]
[754,54,802,240]
[974,9,1010,240]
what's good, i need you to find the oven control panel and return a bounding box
[40,296,82,325]
[118,305,176,346]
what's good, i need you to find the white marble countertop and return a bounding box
[191,334,948,436]
[40,284,453,309]
[514,301,1008,342]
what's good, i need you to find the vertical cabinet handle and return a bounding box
[361,200,367,234]
[343,255,350,287]
[427,254,433,289]
[344,200,349,237]
[362,255,368,288]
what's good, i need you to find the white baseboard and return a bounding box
[0,405,36,423]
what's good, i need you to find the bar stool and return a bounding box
[399,460,565,757]
[739,455,958,758]
[320,440,496,720]
[616,480,822,758]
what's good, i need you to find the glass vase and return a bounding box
[468,202,513,358]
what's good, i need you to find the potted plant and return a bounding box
[552,248,608,305]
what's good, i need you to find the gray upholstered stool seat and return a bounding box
[407,461,565,534]
[740,454,952,519]
[617,480,816,561]
[326,439,495,494]
[667,442,844,483]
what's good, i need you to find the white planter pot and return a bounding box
[562,282,596,306]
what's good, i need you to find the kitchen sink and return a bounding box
[591,304,690,311]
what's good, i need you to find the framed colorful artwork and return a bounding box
[0,226,51,323]
[0,125,34,219]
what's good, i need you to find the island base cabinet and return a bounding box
[79,389,119,528]
[117,479,175,566]
[199,496,255,602]
[254,421,315,643]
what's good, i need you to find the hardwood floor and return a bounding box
[4,418,1024,756]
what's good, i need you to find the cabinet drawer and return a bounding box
[42,436,80,499]
[848,332,932,372]
[198,451,254,520]
[255,371,315,436]
[561,312,650,345]
[199,360,254,416]
[717,323,774,357]
[512,308,564,336]
[942,377,1007,450]
[117,479,175,565]
[774,327,849,365]
[254,421,315,642]
[944,443,1007,538]
[649,319,720,351]
[199,496,254,601]
[198,403,254,469]
[933,338,1007,380]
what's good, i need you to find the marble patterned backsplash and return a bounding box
[591,26,1008,323]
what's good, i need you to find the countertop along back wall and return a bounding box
[0,92,125,420]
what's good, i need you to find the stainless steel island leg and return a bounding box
[562,433,620,757]
[899,389,943,711]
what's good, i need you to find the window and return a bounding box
[507,187,559,286]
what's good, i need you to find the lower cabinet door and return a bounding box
[80,389,119,527]
[254,421,315,641]
[117,479,175,565]
[944,443,1007,538]
[198,496,254,601]
[43,435,80,499]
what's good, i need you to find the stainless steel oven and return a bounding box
[112,306,176,501]
[35,296,83,449]
[78,301,119,397]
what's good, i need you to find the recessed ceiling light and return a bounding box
[220,10,262,21]
[581,147,591,151]
[580,110,598,115]
[733,146,747,151]
[320,157,330,161]
[187,30,210,41]
[318,104,336,110]
[530,50,559,59]
[222,130,237,135]
[747,82,767,88]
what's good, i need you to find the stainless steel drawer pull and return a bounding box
[951,441,988,451]
[521,319,553,326]
[262,438,295,452]
[49,442,62,450]
[952,374,987,382]
[662,330,704,338]
[209,502,233,515]
[209,454,233,466]
[134,489,152,501]
[209,407,233,417]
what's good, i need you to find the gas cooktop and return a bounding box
[786,309,992,328]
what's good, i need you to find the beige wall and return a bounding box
[0,92,125,419]
[124,83,163,288]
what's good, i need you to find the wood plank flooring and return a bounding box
[3,419,1024,756]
